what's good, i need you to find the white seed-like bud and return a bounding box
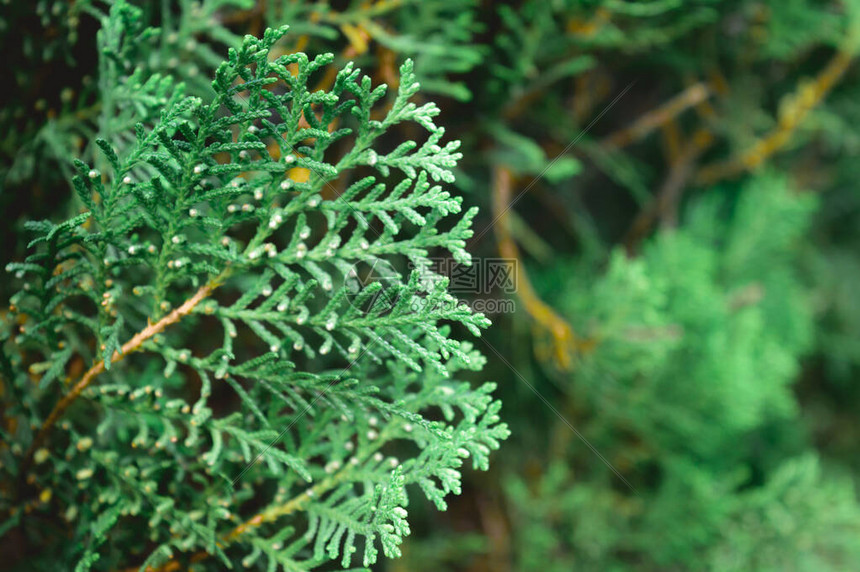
[270,345,279,353]
[128,246,137,255]
[76,468,94,481]
[254,189,263,200]
[88,169,99,179]
[241,203,253,212]
[247,125,258,133]
[284,155,296,164]
[360,240,369,250]
[280,180,291,190]
[262,286,272,297]
[293,341,303,351]
[344,441,354,451]
[367,150,378,166]
[367,430,378,441]
[389,458,399,468]
[239,150,249,160]
[277,302,288,312]
[403,423,413,433]
[171,235,181,244]
[193,164,205,174]
[148,245,157,254]
[189,208,198,217]
[307,197,320,208]
[65,506,78,522]
[77,437,93,451]
[373,452,383,462]
[122,176,132,184]
[221,237,230,246]
[228,204,238,213]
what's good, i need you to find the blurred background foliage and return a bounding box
[3,0,860,569]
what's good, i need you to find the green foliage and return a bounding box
[560,175,815,454]
[263,0,485,101]
[505,175,860,571]
[1,4,506,569]
[5,0,860,570]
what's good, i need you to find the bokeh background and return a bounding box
[4,1,860,569]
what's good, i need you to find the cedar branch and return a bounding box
[142,466,353,572]
[20,280,220,481]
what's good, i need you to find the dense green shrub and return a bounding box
[3,1,860,570]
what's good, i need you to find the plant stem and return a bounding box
[20,279,222,485]
[491,166,594,370]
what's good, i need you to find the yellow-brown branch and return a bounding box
[696,41,855,185]
[142,467,352,572]
[602,82,710,149]
[491,166,592,370]
[21,280,220,479]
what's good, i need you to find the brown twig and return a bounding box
[140,466,353,572]
[601,82,710,149]
[20,280,221,483]
[475,489,511,572]
[659,117,683,164]
[623,128,713,254]
[492,166,593,370]
[565,7,612,38]
[696,39,855,185]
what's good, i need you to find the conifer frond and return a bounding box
[3,4,506,569]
